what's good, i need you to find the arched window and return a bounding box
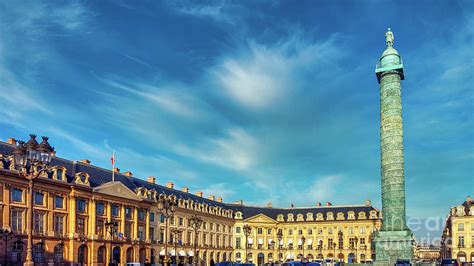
[54,244,64,263]
[33,242,45,263]
[97,246,106,264]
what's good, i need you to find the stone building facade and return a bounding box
[441,196,474,263]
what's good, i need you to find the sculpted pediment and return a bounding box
[245,213,278,224]
[94,181,142,201]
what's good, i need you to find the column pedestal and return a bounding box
[374,230,413,265]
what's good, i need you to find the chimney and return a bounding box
[147,176,156,184]
[234,200,243,205]
[290,203,295,208]
[325,201,332,206]
[196,191,203,197]
[208,195,215,201]
[467,195,472,202]
[113,167,120,173]
[166,182,174,189]
[216,197,223,203]
[316,202,322,207]
[266,202,273,208]
[181,187,189,193]
[7,138,16,145]
[365,199,372,206]
[124,171,133,177]
[79,159,91,164]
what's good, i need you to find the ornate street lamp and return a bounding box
[317,239,322,260]
[243,224,251,263]
[301,236,306,260]
[332,242,336,261]
[354,236,359,263]
[10,135,55,266]
[157,195,177,266]
[337,230,344,262]
[0,228,15,266]
[105,221,118,265]
[277,230,283,263]
[171,228,182,265]
[189,215,203,266]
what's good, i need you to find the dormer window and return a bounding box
[358,211,367,219]
[277,214,284,221]
[327,212,334,220]
[348,211,355,220]
[288,213,294,221]
[296,214,304,221]
[336,212,345,220]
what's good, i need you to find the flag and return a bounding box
[111,150,115,182]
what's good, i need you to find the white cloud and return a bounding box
[168,1,237,24]
[212,33,345,109]
[175,127,258,171]
[197,182,236,201]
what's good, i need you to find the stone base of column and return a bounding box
[23,262,35,266]
[373,229,414,265]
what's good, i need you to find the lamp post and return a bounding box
[317,240,322,260]
[105,220,118,265]
[171,228,182,265]
[243,224,251,263]
[277,230,283,263]
[337,231,343,262]
[189,215,203,266]
[354,236,358,263]
[301,236,306,261]
[157,195,177,266]
[10,135,55,266]
[332,243,336,261]
[0,228,15,266]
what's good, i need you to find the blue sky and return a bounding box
[0,0,472,241]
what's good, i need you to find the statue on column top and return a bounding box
[386,28,394,47]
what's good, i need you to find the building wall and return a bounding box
[441,197,474,263]
[233,208,381,264]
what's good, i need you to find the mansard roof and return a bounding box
[227,204,376,220]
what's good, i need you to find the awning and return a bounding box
[268,238,273,244]
[179,250,187,256]
[297,239,302,245]
[248,238,253,244]
[159,250,170,256]
[286,253,295,259]
[288,239,293,244]
[307,239,313,245]
[258,239,263,244]
[188,251,194,256]
[279,239,283,245]
[170,250,176,256]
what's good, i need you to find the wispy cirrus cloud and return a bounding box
[167,0,239,24]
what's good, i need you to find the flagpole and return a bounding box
[112,150,115,182]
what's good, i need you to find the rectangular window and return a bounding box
[96,219,104,237]
[179,217,184,226]
[125,223,132,239]
[236,227,241,233]
[34,192,44,205]
[138,226,145,240]
[76,199,86,213]
[308,228,313,235]
[160,229,164,243]
[150,212,155,222]
[458,236,464,247]
[236,237,242,249]
[289,229,293,235]
[471,223,474,231]
[11,188,23,202]
[328,238,333,248]
[34,212,44,235]
[160,213,165,223]
[268,228,272,234]
[11,209,23,233]
[76,217,86,235]
[298,229,303,235]
[112,205,120,217]
[150,227,155,241]
[458,223,465,231]
[257,228,263,234]
[96,202,105,216]
[125,207,132,219]
[138,209,145,221]
[54,215,64,237]
[55,196,64,209]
